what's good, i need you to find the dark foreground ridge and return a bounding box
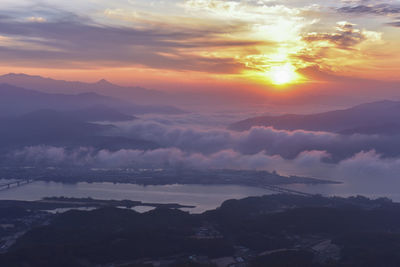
[0,197,195,211]
[1,194,400,267]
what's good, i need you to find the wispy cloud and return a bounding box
[303,21,381,50]
[0,0,398,83]
[0,9,250,72]
[338,3,400,16]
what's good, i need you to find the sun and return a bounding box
[268,64,298,85]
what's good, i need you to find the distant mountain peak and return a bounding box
[95,79,113,86]
[0,72,175,110]
[3,73,42,79]
[3,73,26,78]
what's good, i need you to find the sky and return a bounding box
[0,0,399,100]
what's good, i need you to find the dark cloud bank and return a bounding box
[0,8,248,73]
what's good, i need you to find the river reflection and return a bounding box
[0,181,273,213]
[1,180,399,213]
[283,183,400,202]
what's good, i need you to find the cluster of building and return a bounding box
[0,209,50,253]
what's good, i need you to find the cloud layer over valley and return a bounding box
[8,113,400,192]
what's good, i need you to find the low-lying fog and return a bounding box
[7,111,400,193]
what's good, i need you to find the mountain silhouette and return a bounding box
[229,100,400,135]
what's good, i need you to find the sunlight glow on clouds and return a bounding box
[0,0,399,87]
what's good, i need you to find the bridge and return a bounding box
[0,179,35,191]
[262,184,314,197]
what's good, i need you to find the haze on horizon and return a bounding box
[0,0,400,109]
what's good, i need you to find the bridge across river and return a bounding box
[0,178,314,197]
[262,184,314,197]
[0,179,35,191]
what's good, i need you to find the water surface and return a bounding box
[1,180,399,213]
[0,181,273,213]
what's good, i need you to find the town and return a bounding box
[1,194,399,266]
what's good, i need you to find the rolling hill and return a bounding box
[229,100,400,135]
[0,83,183,116]
[0,73,167,104]
[0,109,158,152]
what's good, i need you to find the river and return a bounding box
[1,180,399,213]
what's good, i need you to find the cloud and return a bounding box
[303,21,381,50]
[295,21,384,75]
[9,145,277,170]
[0,9,249,73]
[11,146,95,166]
[11,145,400,193]
[337,2,400,29]
[338,3,400,16]
[9,144,332,175]
[0,1,313,75]
[387,21,400,27]
[9,112,400,191]
[26,16,46,23]
[0,0,394,82]
[107,116,400,163]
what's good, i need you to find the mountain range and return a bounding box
[0,73,167,104]
[229,100,400,135]
[0,109,158,154]
[0,83,183,116]
[0,82,174,154]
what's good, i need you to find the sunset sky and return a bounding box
[0,0,399,96]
